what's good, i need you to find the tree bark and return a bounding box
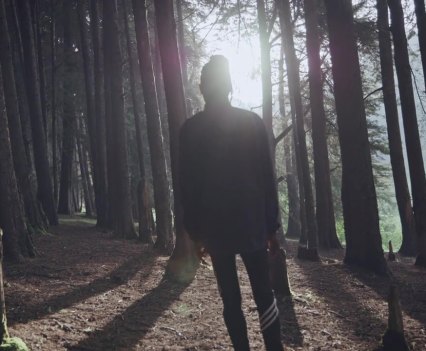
[77,0,99,218]
[276,0,319,260]
[103,0,137,239]
[324,0,387,274]
[16,0,58,225]
[132,0,173,251]
[90,0,108,228]
[388,0,426,266]
[154,0,199,282]
[58,0,77,215]
[377,0,416,256]
[50,0,58,207]
[413,0,426,91]
[0,0,47,232]
[0,71,34,262]
[304,0,340,249]
[256,0,274,147]
[123,0,153,243]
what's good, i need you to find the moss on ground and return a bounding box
[0,337,29,351]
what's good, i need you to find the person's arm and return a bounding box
[179,121,201,243]
[254,115,281,239]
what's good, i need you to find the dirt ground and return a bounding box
[4,216,426,351]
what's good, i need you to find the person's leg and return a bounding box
[241,249,283,351]
[210,253,250,351]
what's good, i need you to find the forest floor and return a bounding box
[3,216,426,351]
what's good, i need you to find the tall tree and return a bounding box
[324,0,386,273]
[16,0,58,225]
[58,0,77,214]
[0,0,46,231]
[388,0,426,266]
[256,0,274,146]
[77,0,98,215]
[123,0,152,243]
[0,71,34,261]
[132,0,173,250]
[103,0,137,239]
[90,0,108,228]
[50,0,58,206]
[154,0,199,281]
[413,0,426,90]
[377,0,416,256]
[276,0,319,260]
[303,0,340,249]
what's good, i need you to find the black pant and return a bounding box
[210,248,284,351]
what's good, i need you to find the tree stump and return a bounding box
[382,284,410,351]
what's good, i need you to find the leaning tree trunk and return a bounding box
[276,0,319,261]
[103,0,137,239]
[388,0,426,266]
[132,0,173,251]
[90,0,108,229]
[57,0,77,215]
[324,0,387,274]
[123,0,153,243]
[414,0,426,91]
[304,0,340,249]
[154,0,199,282]
[377,0,416,256]
[0,71,34,262]
[0,0,46,232]
[16,0,58,225]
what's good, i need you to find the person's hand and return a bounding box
[268,235,280,256]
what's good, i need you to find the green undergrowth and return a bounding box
[0,338,29,351]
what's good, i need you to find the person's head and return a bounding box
[200,55,233,105]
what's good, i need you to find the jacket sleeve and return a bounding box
[254,115,281,237]
[179,121,201,242]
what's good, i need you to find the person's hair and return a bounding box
[200,55,233,99]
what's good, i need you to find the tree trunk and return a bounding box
[324,0,387,274]
[103,0,136,239]
[0,71,34,262]
[123,0,152,243]
[176,0,189,96]
[34,0,47,135]
[58,0,77,215]
[154,0,199,282]
[90,0,108,229]
[76,116,94,217]
[16,0,58,225]
[77,0,99,218]
[377,0,416,256]
[304,0,340,249]
[276,0,319,260]
[278,43,301,239]
[0,0,47,232]
[256,0,274,147]
[132,0,173,251]
[50,0,58,207]
[414,0,426,91]
[388,0,426,266]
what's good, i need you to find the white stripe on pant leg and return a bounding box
[261,307,279,331]
[260,298,277,324]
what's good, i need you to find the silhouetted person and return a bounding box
[179,55,284,351]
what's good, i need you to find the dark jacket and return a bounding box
[179,103,280,255]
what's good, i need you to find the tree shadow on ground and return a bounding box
[347,263,426,328]
[8,253,156,325]
[69,277,190,351]
[276,296,303,347]
[293,259,387,349]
